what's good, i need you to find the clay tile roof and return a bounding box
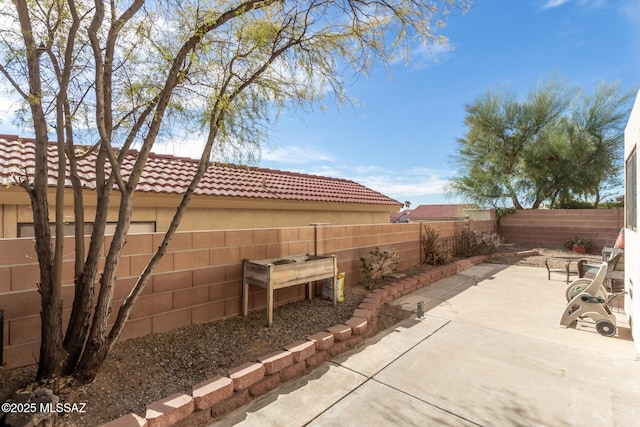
[0,135,400,206]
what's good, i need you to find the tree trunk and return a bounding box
[31,133,65,380]
[74,190,133,381]
[13,0,66,379]
[64,147,110,374]
[75,111,223,382]
[73,336,111,383]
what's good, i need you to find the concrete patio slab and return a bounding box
[208,263,640,427]
[412,264,636,359]
[308,379,476,426]
[331,316,449,378]
[392,263,508,313]
[376,320,640,427]
[209,364,366,427]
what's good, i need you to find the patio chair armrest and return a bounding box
[577,259,599,278]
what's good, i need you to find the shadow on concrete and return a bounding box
[395,263,513,317]
[425,385,574,427]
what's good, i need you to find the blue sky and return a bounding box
[1,0,638,209]
[258,0,640,208]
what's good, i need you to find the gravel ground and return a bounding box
[2,247,596,426]
[487,246,601,269]
[1,277,410,426]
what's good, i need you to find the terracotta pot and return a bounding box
[572,244,587,254]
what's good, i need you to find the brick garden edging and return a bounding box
[101,251,535,427]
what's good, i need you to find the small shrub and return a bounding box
[565,237,592,251]
[422,225,452,266]
[359,247,400,289]
[467,231,503,255]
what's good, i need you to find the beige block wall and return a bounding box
[498,209,624,253]
[0,219,494,369]
[0,227,312,369]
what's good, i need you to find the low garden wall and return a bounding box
[1,219,495,370]
[498,208,624,252]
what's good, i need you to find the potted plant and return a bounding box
[565,237,592,254]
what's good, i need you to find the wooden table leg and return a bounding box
[333,256,337,307]
[242,270,249,317]
[267,285,274,327]
[545,258,551,280]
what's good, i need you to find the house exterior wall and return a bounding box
[498,209,624,253]
[0,219,494,369]
[624,90,640,353]
[0,187,395,237]
[463,209,495,221]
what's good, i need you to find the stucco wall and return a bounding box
[624,90,640,353]
[0,187,396,237]
[498,209,624,253]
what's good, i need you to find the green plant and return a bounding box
[422,225,452,266]
[556,199,595,209]
[597,200,624,209]
[565,237,592,250]
[459,230,504,256]
[359,247,400,289]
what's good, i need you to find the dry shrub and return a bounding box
[458,228,503,256]
[359,247,400,289]
[422,225,452,265]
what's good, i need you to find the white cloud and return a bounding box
[361,175,450,198]
[262,144,335,165]
[542,0,608,9]
[284,162,453,203]
[352,165,387,174]
[366,166,454,202]
[392,42,452,69]
[255,143,458,205]
[152,134,208,160]
[412,43,452,69]
[621,0,640,23]
[357,167,452,199]
[542,0,571,8]
[0,91,27,136]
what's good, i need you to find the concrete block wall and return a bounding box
[498,209,624,253]
[0,227,317,369]
[315,223,421,285]
[0,219,489,370]
[470,219,497,234]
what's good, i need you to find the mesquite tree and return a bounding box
[0,0,469,382]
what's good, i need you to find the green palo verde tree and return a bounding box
[0,0,470,383]
[450,78,634,209]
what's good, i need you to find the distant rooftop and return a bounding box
[0,135,401,206]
